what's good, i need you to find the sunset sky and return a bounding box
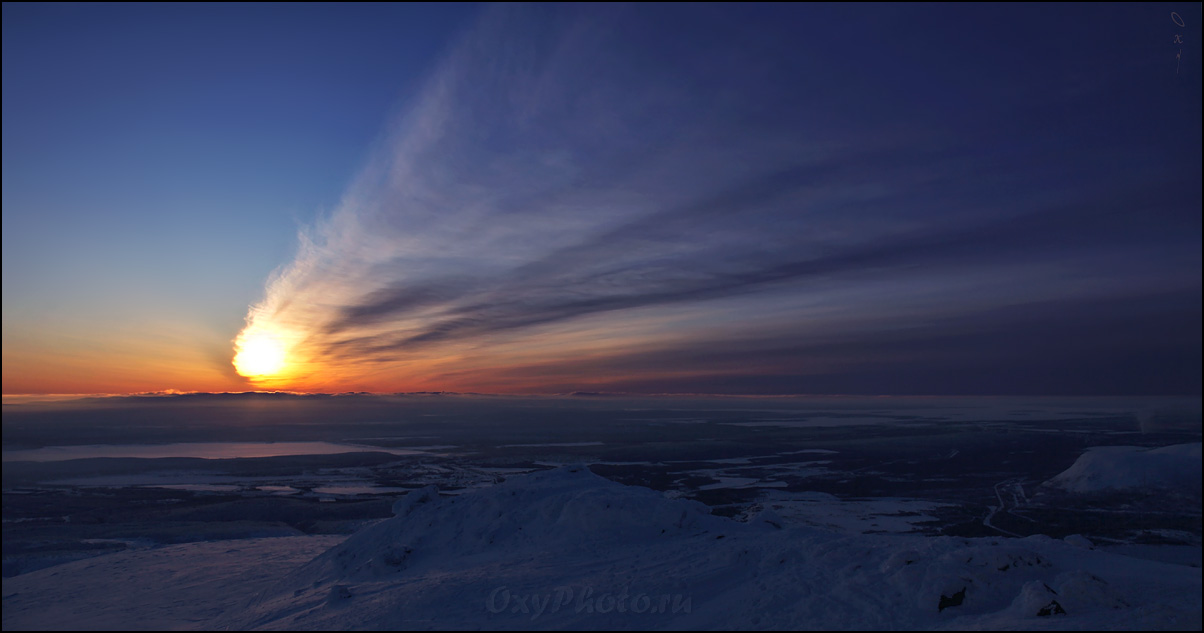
[3,3,1200,396]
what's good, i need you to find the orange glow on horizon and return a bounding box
[4,305,715,396]
[2,321,251,396]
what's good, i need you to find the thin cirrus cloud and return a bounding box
[234,4,1201,395]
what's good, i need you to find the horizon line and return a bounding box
[4,390,1202,406]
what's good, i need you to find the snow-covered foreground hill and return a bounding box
[225,465,1200,630]
[5,464,1200,630]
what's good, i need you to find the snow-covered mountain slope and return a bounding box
[1,536,347,631]
[1044,443,1201,494]
[223,465,1201,630]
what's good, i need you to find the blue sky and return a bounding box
[3,2,475,314]
[3,3,1200,395]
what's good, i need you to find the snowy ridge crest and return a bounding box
[1044,443,1202,494]
[314,464,718,581]
[240,464,724,615]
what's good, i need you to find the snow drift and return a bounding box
[224,465,1201,630]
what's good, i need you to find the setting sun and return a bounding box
[233,331,287,378]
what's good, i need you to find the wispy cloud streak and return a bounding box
[235,4,1201,394]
